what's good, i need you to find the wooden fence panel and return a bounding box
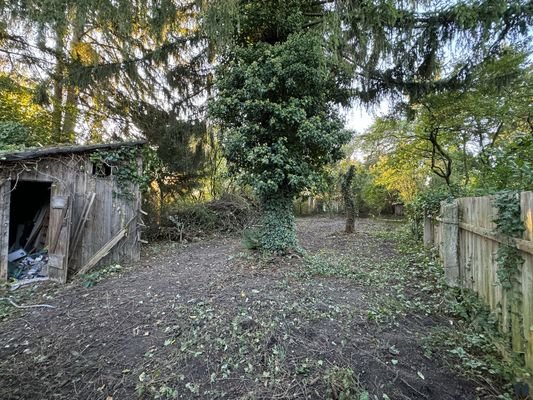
[425,191,533,369]
[521,192,533,367]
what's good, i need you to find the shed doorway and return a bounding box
[8,181,52,280]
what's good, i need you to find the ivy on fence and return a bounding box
[493,191,525,290]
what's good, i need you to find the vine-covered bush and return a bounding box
[90,146,150,199]
[493,191,525,291]
[407,188,455,239]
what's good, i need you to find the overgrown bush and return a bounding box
[145,193,259,242]
[0,121,31,152]
[407,188,455,240]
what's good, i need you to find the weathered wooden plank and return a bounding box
[522,192,533,242]
[47,186,72,283]
[96,178,114,266]
[457,222,533,256]
[521,192,533,367]
[77,228,126,275]
[49,197,71,253]
[0,179,10,280]
[78,170,98,271]
[423,217,434,248]
[523,253,533,368]
[109,193,124,265]
[69,192,95,258]
[441,200,460,286]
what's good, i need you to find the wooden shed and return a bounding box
[0,141,144,283]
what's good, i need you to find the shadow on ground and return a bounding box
[0,217,485,399]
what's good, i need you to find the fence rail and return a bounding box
[424,191,533,369]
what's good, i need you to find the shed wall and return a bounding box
[0,153,141,280]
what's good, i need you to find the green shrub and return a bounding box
[242,228,261,250]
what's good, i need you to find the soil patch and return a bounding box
[0,218,487,399]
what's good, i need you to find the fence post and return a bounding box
[441,200,460,287]
[423,216,434,248]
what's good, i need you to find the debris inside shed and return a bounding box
[8,251,48,280]
[8,181,52,281]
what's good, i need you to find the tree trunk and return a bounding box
[61,87,78,143]
[52,27,65,143]
[342,166,356,234]
[62,8,84,143]
[462,135,469,186]
[259,193,298,253]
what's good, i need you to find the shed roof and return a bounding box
[0,140,146,162]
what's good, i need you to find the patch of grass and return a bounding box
[323,366,369,400]
[134,292,363,399]
[295,236,446,325]
[80,264,123,288]
[301,253,357,279]
[369,226,533,398]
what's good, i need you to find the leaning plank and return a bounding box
[76,228,126,275]
[24,206,48,251]
[69,193,96,258]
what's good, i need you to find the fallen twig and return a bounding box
[399,377,428,399]
[10,277,49,291]
[0,297,56,309]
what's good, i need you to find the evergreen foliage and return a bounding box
[210,29,351,252]
[207,0,531,251]
[0,75,53,150]
[1,0,214,197]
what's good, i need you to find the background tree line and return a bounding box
[1,0,531,251]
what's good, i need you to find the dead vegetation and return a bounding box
[0,217,524,399]
[146,194,259,242]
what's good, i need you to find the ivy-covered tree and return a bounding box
[210,32,351,251]
[207,0,530,251]
[341,165,356,233]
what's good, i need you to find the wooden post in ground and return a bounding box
[423,216,434,248]
[441,200,460,287]
[520,191,533,370]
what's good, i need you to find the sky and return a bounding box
[345,108,376,134]
[344,99,391,135]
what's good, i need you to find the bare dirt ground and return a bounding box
[0,218,494,399]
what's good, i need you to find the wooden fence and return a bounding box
[424,192,533,369]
